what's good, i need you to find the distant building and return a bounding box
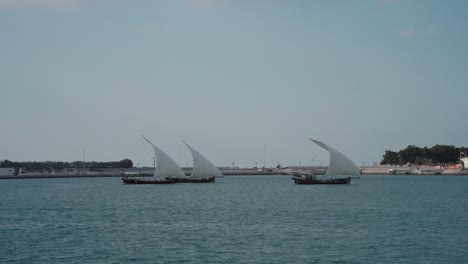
[0,168,15,176]
[461,158,468,170]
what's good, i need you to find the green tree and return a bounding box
[398,145,421,165]
[380,150,399,165]
[431,145,457,164]
[1,160,14,168]
[119,159,133,168]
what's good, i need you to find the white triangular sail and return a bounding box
[309,138,360,177]
[182,140,224,178]
[142,135,186,178]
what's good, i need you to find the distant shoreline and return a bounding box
[1,166,467,180]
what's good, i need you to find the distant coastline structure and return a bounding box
[0,168,15,176]
[461,158,468,170]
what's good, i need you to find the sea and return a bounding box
[1,175,467,263]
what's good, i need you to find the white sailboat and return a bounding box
[293,138,360,184]
[122,135,185,184]
[309,138,361,177]
[182,140,223,179]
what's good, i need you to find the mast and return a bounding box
[83,147,86,172]
[178,144,181,167]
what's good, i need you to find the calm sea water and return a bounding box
[1,175,467,263]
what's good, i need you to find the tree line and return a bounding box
[380,145,467,166]
[0,159,133,171]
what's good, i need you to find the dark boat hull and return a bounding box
[169,177,215,183]
[293,177,351,185]
[121,177,175,184]
[122,176,215,184]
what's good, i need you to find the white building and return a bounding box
[0,168,15,176]
[461,158,468,170]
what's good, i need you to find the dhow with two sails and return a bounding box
[122,135,223,184]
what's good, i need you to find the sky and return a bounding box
[1,0,467,168]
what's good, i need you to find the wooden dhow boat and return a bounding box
[292,138,360,185]
[122,136,221,184]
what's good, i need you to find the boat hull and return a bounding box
[292,177,351,185]
[169,177,215,183]
[122,176,215,184]
[122,177,176,184]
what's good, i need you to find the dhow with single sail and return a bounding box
[122,135,185,184]
[292,138,361,184]
[170,140,223,183]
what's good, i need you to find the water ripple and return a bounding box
[0,176,467,263]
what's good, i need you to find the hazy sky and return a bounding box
[1,0,467,168]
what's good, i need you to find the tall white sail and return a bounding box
[142,135,186,178]
[182,140,224,178]
[309,138,360,176]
